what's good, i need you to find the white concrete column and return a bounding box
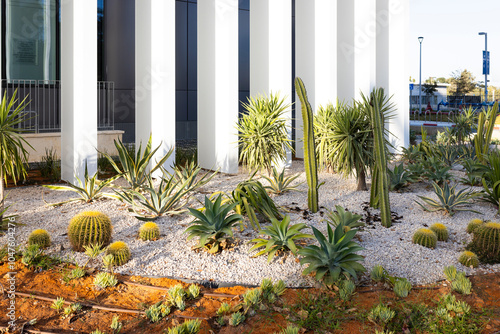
[135,0,176,175]
[354,0,377,100]
[295,0,337,159]
[61,0,97,184]
[337,0,355,102]
[376,0,410,151]
[197,0,239,173]
[250,0,292,166]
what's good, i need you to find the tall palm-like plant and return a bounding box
[0,90,33,219]
[314,101,372,190]
[237,93,293,174]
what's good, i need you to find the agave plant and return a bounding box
[114,175,191,220]
[460,158,482,186]
[185,195,243,253]
[388,162,418,191]
[249,215,312,263]
[163,159,217,194]
[261,166,301,195]
[43,165,120,206]
[232,179,282,230]
[415,182,480,216]
[237,93,293,174]
[298,224,365,286]
[401,145,423,164]
[325,205,364,231]
[481,178,500,214]
[100,135,173,191]
[424,165,452,186]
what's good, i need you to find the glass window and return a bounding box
[3,0,59,80]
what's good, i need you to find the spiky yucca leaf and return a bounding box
[298,224,365,286]
[415,182,480,216]
[185,195,243,253]
[250,215,312,263]
[261,166,301,195]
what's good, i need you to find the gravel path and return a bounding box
[2,161,499,287]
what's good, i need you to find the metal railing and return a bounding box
[1,79,114,133]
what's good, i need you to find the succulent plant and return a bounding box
[93,272,118,289]
[106,241,131,266]
[216,302,232,316]
[412,228,437,249]
[443,265,457,281]
[458,251,479,268]
[451,272,472,295]
[338,279,356,301]
[229,311,245,326]
[368,304,395,325]
[393,278,412,298]
[28,229,51,249]
[325,205,364,232]
[370,264,387,282]
[51,297,65,312]
[68,211,112,252]
[273,280,286,296]
[187,284,201,299]
[466,218,484,234]
[181,319,202,334]
[468,221,500,263]
[430,223,449,241]
[243,288,262,308]
[139,222,160,241]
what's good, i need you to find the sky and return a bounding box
[410,0,500,88]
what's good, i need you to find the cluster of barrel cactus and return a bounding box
[412,223,450,249]
[467,219,500,264]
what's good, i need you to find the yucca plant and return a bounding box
[0,90,33,220]
[43,164,120,206]
[325,205,364,231]
[415,181,480,216]
[388,162,418,191]
[298,224,365,286]
[451,106,477,145]
[100,134,173,191]
[261,166,301,195]
[314,101,372,191]
[237,93,293,174]
[185,195,243,253]
[114,175,191,220]
[249,215,312,263]
[231,179,282,230]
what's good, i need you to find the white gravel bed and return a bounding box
[2,160,499,287]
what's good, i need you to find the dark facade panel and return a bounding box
[176,1,188,91]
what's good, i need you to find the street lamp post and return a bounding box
[418,36,424,113]
[479,32,488,103]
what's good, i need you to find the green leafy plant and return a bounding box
[338,279,356,301]
[105,241,131,266]
[249,215,312,263]
[216,302,232,316]
[401,145,423,164]
[261,166,301,195]
[139,222,160,241]
[451,272,472,295]
[443,265,457,282]
[93,272,118,289]
[110,315,123,333]
[231,179,282,230]
[429,223,449,241]
[187,284,201,299]
[393,278,412,298]
[295,77,319,212]
[460,158,482,186]
[164,159,217,194]
[51,297,65,312]
[388,162,418,191]
[368,304,396,325]
[39,147,60,182]
[43,164,120,206]
[0,90,33,221]
[298,224,365,286]
[145,303,163,323]
[424,165,452,186]
[325,205,364,232]
[458,251,479,268]
[243,288,262,309]
[415,182,479,216]
[70,267,86,279]
[68,211,112,252]
[21,244,44,268]
[467,221,500,263]
[237,92,293,174]
[27,229,51,249]
[100,134,173,191]
[273,280,286,296]
[412,228,437,249]
[370,264,387,282]
[185,195,242,253]
[274,325,300,334]
[229,311,245,326]
[451,106,477,144]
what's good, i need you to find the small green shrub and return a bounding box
[105,241,131,266]
[430,223,449,241]
[443,265,457,281]
[458,251,479,268]
[370,264,387,282]
[28,229,51,249]
[229,311,245,326]
[368,304,395,325]
[338,279,356,301]
[68,211,112,252]
[39,147,60,182]
[139,222,160,241]
[412,228,437,249]
[93,272,118,289]
[451,273,472,295]
[393,278,412,298]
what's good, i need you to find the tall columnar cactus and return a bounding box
[106,241,131,266]
[68,211,112,251]
[368,89,392,227]
[470,222,500,263]
[295,77,319,213]
[475,102,498,163]
[28,229,51,249]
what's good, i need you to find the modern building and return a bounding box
[1,0,409,183]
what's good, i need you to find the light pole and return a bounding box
[418,36,424,113]
[479,32,488,103]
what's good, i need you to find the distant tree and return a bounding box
[449,69,476,96]
[423,82,438,96]
[436,77,447,83]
